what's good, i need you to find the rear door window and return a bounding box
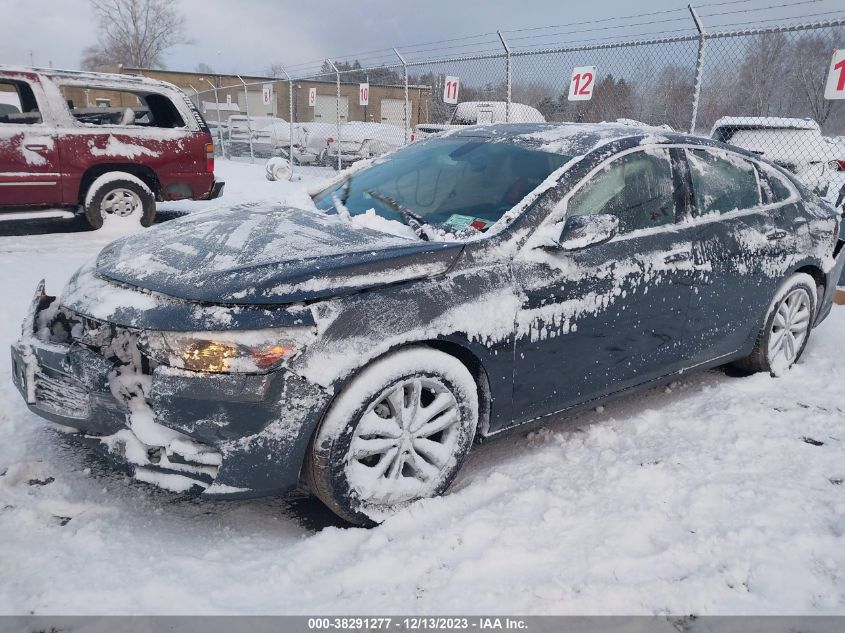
[567,148,676,234]
[0,80,42,124]
[686,148,761,215]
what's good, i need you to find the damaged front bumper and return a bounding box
[10,281,331,499]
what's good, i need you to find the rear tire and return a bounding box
[84,172,155,229]
[732,272,817,375]
[305,347,479,526]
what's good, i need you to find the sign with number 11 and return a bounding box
[443,76,460,105]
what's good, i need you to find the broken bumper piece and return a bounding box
[10,337,224,495]
[10,283,331,499]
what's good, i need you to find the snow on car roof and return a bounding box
[0,65,179,91]
[443,121,677,156]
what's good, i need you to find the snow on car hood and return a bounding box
[95,204,463,305]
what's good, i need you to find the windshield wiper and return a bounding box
[366,189,431,241]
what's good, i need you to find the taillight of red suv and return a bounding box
[206,143,214,173]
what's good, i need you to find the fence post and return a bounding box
[236,75,254,163]
[497,30,512,122]
[688,4,707,134]
[204,78,226,158]
[277,66,295,182]
[393,48,410,144]
[326,59,342,171]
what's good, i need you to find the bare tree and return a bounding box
[788,36,835,126]
[195,62,215,75]
[81,0,189,70]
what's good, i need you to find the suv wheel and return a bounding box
[84,172,156,229]
[733,272,817,375]
[305,347,479,525]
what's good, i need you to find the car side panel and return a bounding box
[0,73,63,206]
[288,260,518,432]
[57,129,214,204]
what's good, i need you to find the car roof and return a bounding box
[0,64,178,91]
[438,121,708,157]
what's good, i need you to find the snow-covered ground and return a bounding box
[0,159,844,615]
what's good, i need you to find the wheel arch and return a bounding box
[78,163,161,204]
[316,338,494,444]
[790,261,827,319]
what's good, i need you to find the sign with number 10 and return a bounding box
[568,66,596,101]
[443,76,460,104]
[359,83,369,106]
[825,50,845,100]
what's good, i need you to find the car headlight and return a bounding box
[138,328,312,374]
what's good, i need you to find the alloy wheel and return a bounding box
[768,287,812,367]
[347,376,463,505]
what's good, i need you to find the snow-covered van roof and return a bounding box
[711,116,820,133]
[0,65,180,92]
[452,101,546,124]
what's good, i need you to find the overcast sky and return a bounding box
[1,0,843,76]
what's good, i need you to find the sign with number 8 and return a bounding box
[568,66,596,102]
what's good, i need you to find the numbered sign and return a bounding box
[308,87,317,107]
[568,66,596,101]
[262,84,272,106]
[359,83,369,106]
[825,49,845,100]
[226,93,232,105]
[443,76,460,105]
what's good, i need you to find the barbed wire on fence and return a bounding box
[182,7,844,194]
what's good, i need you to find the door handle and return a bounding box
[664,251,692,264]
[24,144,48,151]
[767,230,788,241]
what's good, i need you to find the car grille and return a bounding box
[34,371,90,419]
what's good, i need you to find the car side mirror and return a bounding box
[547,214,619,250]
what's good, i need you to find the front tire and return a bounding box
[733,272,817,375]
[84,172,155,229]
[305,347,479,526]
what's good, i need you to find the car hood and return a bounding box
[95,204,463,305]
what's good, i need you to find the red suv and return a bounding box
[0,66,224,228]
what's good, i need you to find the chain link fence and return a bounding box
[187,15,845,198]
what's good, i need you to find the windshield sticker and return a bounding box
[446,214,488,231]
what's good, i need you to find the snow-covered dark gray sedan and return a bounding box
[11,123,845,525]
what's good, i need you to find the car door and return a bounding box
[682,147,786,364]
[509,147,698,425]
[0,75,62,206]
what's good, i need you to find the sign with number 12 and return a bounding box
[443,76,460,104]
[824,50,845,100]
[568,66,596,101]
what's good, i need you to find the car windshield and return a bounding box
[313,137,569,236]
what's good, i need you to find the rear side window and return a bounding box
[758,166,794,204]
[0,80,41,124]
[567,149,675,234]
[687,149,761,215]
[58,85,185,128]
